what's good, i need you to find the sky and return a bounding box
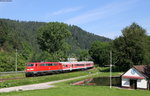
[0,0,150,39]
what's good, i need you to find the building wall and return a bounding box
[123,68,144,77]
[137,79,147,89]
[122,78,130,87]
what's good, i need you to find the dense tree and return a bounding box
[68,25,111,49]
[112,23,150,71]
[79,50,90,61]
[89,41,111,66]
[0,20,10,49]
[37,22,71,53]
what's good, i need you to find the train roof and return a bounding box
[27,61,94,64]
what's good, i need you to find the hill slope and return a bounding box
[0,18,111,52]
[0,18,111,71]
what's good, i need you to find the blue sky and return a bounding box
[0,0,150,39]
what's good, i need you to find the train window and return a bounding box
[40,64,47,66]
[47,63,58,66]
[48,64,52,66]
[53,63,58,66]
[63,65,68,67]
[76,64,84,66]
[86,64,90,66]
[40,64,43,66]
[27,64,34,67]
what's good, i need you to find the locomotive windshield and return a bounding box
[27,64,34,67]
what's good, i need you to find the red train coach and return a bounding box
[25,61,94,77]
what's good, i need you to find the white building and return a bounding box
[67,58,77,62]
[121,65,150,90]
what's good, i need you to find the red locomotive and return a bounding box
[25,61,94,77]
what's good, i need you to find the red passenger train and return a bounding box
[25,61,94,77]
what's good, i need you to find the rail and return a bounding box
[0,71,25,76]
[0,71,25,74]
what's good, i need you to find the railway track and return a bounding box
[0,77,25,82]
[0,68,94,83]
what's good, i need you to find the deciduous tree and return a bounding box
[37,22,71,54]
[113,23,149,71]
[89,41,111,66]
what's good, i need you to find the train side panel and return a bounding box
[26,61,94,77]
[26,62,63,77]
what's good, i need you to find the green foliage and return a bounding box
[0,52,15,71]
[0,20,9,48]
[0,51,28,72]
[0,19,110,72]
[112,23,150,71]
[79,50,91,61]
[37,22,71,54]
[89,41,111,66]
[67,25,111,54]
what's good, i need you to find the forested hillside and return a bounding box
[0,18,111,71]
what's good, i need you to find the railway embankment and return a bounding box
[0,69,98,88]
[0,73,98,93]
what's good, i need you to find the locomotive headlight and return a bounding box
[27,69,34,70]
[30,69,33,70]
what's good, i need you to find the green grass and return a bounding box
[0,69,99,88]
[1,67,149,96]
[0,67,122,88]
[1,82,150,96]
[1,69,148,96]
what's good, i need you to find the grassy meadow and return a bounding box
[1,67,148,96]
[0,78,150,96]
[0,67,121,88]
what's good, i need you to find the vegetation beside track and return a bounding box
[0,72,150,96]
[0,72,25,79]
[0,68,121,88]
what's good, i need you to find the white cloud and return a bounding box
[65,0,140,25]
[51,7,82,16]
[43,7,82,19]
[42,7,83,21]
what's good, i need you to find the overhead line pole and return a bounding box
[110,50,112,88]
[15,49,18,73]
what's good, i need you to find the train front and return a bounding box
[26,63,37,77]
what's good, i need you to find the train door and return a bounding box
[35,63,38,71]
[58,63,62,70]
[49,63,58,71]
[70,64,73,71]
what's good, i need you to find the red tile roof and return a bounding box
[122,76,144,79]
[133,65,150,78]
